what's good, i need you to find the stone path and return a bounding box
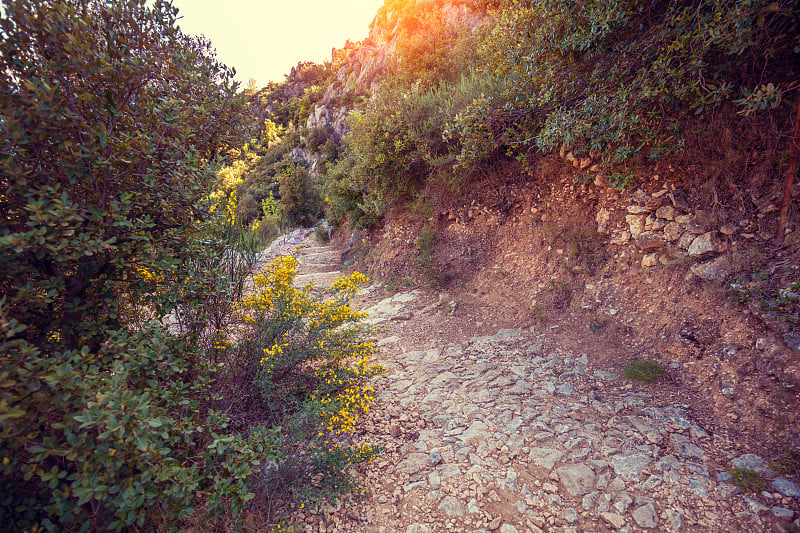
[287,232,800,532]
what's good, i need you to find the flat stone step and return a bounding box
[293,271,341,288]
[302,248,339,255]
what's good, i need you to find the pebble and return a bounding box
[772,478,800,498]
[771,506,795,518]
[632,503,658,528]
[438,496,463,517]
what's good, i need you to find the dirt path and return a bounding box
[287,232,799,533]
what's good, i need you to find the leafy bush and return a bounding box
[623,360,666,384]
[468,0,799,164]
[226,256,383,507]
[278,163,324,227]
[731,268,800,334]
[336,69,500,220]
[0,0,286,529]
[322,157,381,229]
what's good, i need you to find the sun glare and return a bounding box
[169,0,383,85]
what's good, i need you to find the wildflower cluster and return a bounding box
[230,254,383,507]
[226,190,238,225]
[211,326,234,351]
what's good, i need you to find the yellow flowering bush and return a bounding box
[231,254,383,507]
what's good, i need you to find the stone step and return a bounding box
[293,271,341,288]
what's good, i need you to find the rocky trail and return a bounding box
[278,231,800,533]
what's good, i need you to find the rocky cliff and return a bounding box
[306,0,486,139]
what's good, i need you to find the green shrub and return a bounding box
[322,158,381,229]
[623,360,666,383]
[228,257,383,507]
[330,8,493,217]
[278,163,323,227]
[729,467,767,492]
[472,0,799,165]
[0,1,286,528]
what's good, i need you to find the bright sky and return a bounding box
[169,0,383,87]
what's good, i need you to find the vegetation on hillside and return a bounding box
[209,0,798,235]
[312,0,800,227]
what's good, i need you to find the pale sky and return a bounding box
[170,0,383,87]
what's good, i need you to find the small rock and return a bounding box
[600,511,626,528]
[732,454,774,477]
[691,256,731,282]
[673,440,707,461]
[648,215,668,231]
[427,451,442,467]
[458,421,489,445]
[663,222,684,242]
[742,496,769,513]
[612,490,633,513]
[656,205,678,220]
[681,214,707,234]
[500,525,519,533]
[377,335,401,346]
[398,453,430,475]
[437,464,461,480]
[557,464,597,496]
[666,509,683,531]
[626,215,646,238]
[438,496,463,517]
[509,379,533,394]
[610,230,631,245]
[688,231,726,257]
[556,383,574,395]
[596,209,612,234]
[564,508,579,524]
[594,370,618,381]
[632,503,659,528]
[771,506,794,518]
[720,223,737,235]
[669,190,690,211]
[404,480,427,493]
[582,491,600,511]
[677,232,695,250]
[644,405,693,429]
[718,472,733,482]
[611,453,652,481]
[530,448,565,470]
[717,483,739,498]
[772,478,800,498]
[637,232,664,252]
[642,253,659,267]
[406,524,432,533]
